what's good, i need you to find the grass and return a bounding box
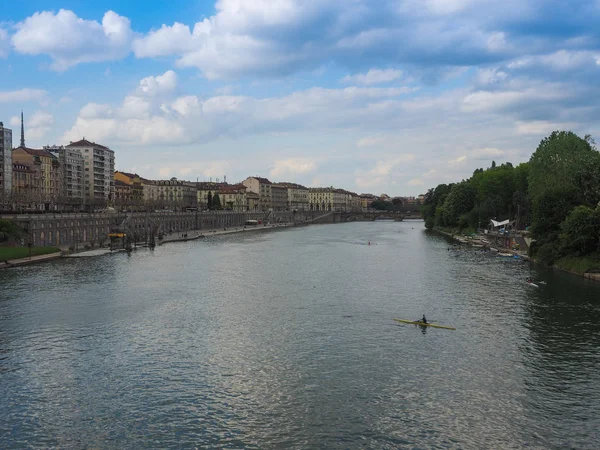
[0,246,61,261]
[554,254,600,275]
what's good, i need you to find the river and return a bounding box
[1,221,599,449]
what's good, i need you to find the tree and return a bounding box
[439,181,475,228]
[207,191,213,210]
[560,205,600,256]
[529,131,600,250]
[529,131,600,206]
[212,193,222,210]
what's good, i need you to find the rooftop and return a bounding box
[66,138,111,151]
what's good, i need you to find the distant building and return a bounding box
[0,122,13,197]
[196,181,228,209]
[246,191,260,211]
[45,145,84,204]
[274,182,310,211]
[218,183,247,211]
[144,178,196,210]
[114,171,145,206]
[271,183,288,211]
[309,187,334,211]
[359,194,377,209]
[11,161,40,207]
[243,176,273,211]
[65,139,115,204]
[12,146,61,208]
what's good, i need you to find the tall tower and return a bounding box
[20,110,25,147]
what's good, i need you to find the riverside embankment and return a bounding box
[0,211,336,268]
[431,227,600,282]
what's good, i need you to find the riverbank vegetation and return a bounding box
[0,219,24,244]
[0,246,61,261]
[422,131,600,273]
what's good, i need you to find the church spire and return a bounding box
[20,110,25,148]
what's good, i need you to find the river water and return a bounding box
[1,221,599,449]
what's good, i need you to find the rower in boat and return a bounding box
[421,314,427,324]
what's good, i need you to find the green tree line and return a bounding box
[422,131,600,265]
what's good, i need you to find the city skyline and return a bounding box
[1,0,599,196]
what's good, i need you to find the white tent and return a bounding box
[490,219,511,228]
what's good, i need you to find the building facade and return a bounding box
[246,192,260,211]
[310,187,334,211]
[271,184,288,211]
[0,122,13,198]
[242,177,273,211]
[144,179,197,210]
[197,181,228,210]
[274,182,310,211]
[114,171,145,206]
[218,184,247,211]
[45,145,84,204]
[65,139,115,204]
[12,147,62,207]
[11,162,41,209]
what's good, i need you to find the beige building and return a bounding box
[246,191,260,211]
[144,178,197,210]
[359,194,377,209]
[196,181,228,210]
[242,176,272,211]
[275,182,310,211]
[310,187,334,211]
[218,184,247,211]
[12,146,61,207]
[114,171,145,206]
[11,161,41,208]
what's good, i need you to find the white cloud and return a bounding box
[461,86,565,113]
[515,120,573,135]
[270,158,316,177]
[26,110,54,141]
[132,22,196,58]
[356,136,387,147]
[449,155,466,165]
[11,9,132,70]
[0,88,47,103]
[9,116,19,127]
[170,96,200,117]
[342,69,403,85]
[138,70,178,96]
[407,178,424,186]
[131,0,522,80]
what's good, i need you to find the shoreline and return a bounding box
[1,221,301,269]
[429,227,600,283]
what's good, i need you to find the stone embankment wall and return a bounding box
[2,210,322,247]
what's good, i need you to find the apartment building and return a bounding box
[0,122,12,198]
[144,179,197,209]
[274,182,310,211]
[242,176,273,211]
[65,139,115,203]
[271,184,288,211]
[12,146,61,206]
[218,183,247,211]
[197,181,228,210]
[45,145,84,203]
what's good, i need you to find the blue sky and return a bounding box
[1,0,599,195]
